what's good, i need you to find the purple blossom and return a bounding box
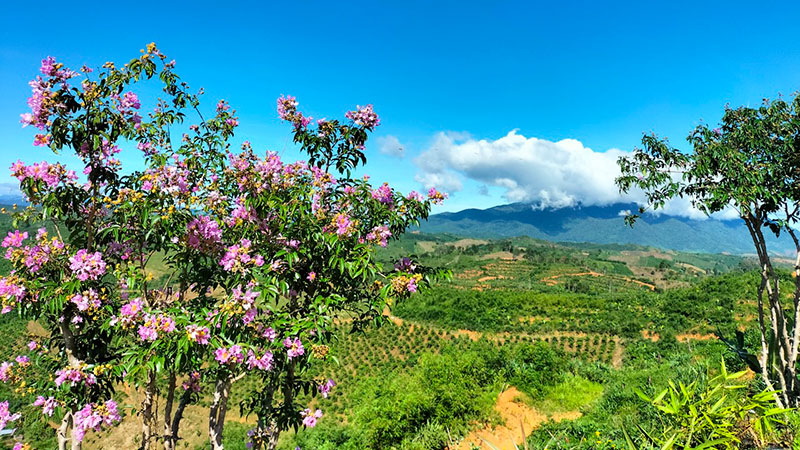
[284,337,305,359]
[318,379,335,398]
[0,401,21,430]
[300,408,322,428]
[69,249,107,281]
[72,400,121,442]
[2,231,27,248]
[345,104,380,128]
[33,396,57,416]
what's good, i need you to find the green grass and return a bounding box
[532,374,603,414]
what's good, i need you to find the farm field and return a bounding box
[0,228,785,449]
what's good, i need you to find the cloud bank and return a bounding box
[376,135,405,158]
[414,130,738,220]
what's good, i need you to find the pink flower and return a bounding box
[345,104,380,128]
[186,216,222,251]
[366,225,392,247]
[300,408,322,428]
[370,183,393,205]
[138,314,176,342]
[318,379,335,398]
[70,288,102,312]
[0,401,21,430]
[72,400,121,442]
[214,347,231,364]
[284,337,304,360]
[262,327,277,342]
[0,362,14,382]
[246,350,274,371]
[2,231,27,248]
[55,367,97,387]
[182,371,202,392]
[33,396,57,416]
[406,190,424,201]
[215,345,244,365]
[220,239,264,273]
[276,95,298,121]
[333,213,354,237]
[186,324,210,345]
[427,187,447,204]
[69,249,107,281]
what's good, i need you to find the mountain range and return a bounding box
[419,202,795,255]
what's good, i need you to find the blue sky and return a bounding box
[2,1,800,213]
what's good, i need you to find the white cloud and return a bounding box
[415,130,632,208]
[376,135,405,158]
[414,171,463,194]
[413,130,739,220]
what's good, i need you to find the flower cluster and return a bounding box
[2,231,28,249]
[221,284,259,316]
[220,239,264,273]
[0,276,26,313]
[245,349,274,371]
[182,371,202,392]
[138,313,177,341]
[54,366,97,387]
[19,57,76,136]
[186,216,223,252]
[391,273,423,295]
[69,249,107,281]
[332,213,356,237]
[318,379,335,398]
[277,95,311,128]
[215,345,245,365]
[7,228,67,273]
[33,395,58,416]
[370,183,394,205]
[0,401,21,430]
[186,324,211,345]
[366,225,392,247]
[10,160,77,188]
[72,400,121,442]
[427,187,447,204]
[345,104,380,128]
[70,288,103,313]
[300,408,322,428]
[111,298,143,328]
[284,337,304,360]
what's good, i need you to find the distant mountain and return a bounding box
[419,202,794,255]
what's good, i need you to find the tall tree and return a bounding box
[616,95,800,408]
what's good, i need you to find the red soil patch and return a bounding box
[456,387,580,450]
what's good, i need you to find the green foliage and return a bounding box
[631,360,790,449]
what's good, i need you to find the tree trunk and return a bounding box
[141,370,158,450]
[209,375,232,450]
[162,372,176,450]
[165,388,192,450]
[58,412,72,450]
[744,213,800,408]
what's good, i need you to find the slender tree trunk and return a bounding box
[264,423,281,450]
[165,389,192,450]
[162,372,176,450]
[58,412,72,450]
[744,212,800,408]
[209,375,233,450]
[141,370,158,450]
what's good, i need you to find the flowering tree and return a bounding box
[2,45,448,450]
[202,97,448,450]
[0,48,179,449]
